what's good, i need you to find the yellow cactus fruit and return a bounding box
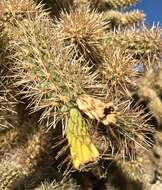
[66,108,99,169]
[77,94,117,125]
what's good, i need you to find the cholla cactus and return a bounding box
[35,179,81,190]
[103,10,144,27]
[74,0,144,28]
[93,0,139,10]
[0,126,51,190]
[34,0,73,18]
[55,7,105,66]
[137,67,162,126]
[0,0,161,189]
[106,27,162,59]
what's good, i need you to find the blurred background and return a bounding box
[136,0,162,25]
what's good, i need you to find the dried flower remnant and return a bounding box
[77,94,117,125]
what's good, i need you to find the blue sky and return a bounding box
[135,0,162,25]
